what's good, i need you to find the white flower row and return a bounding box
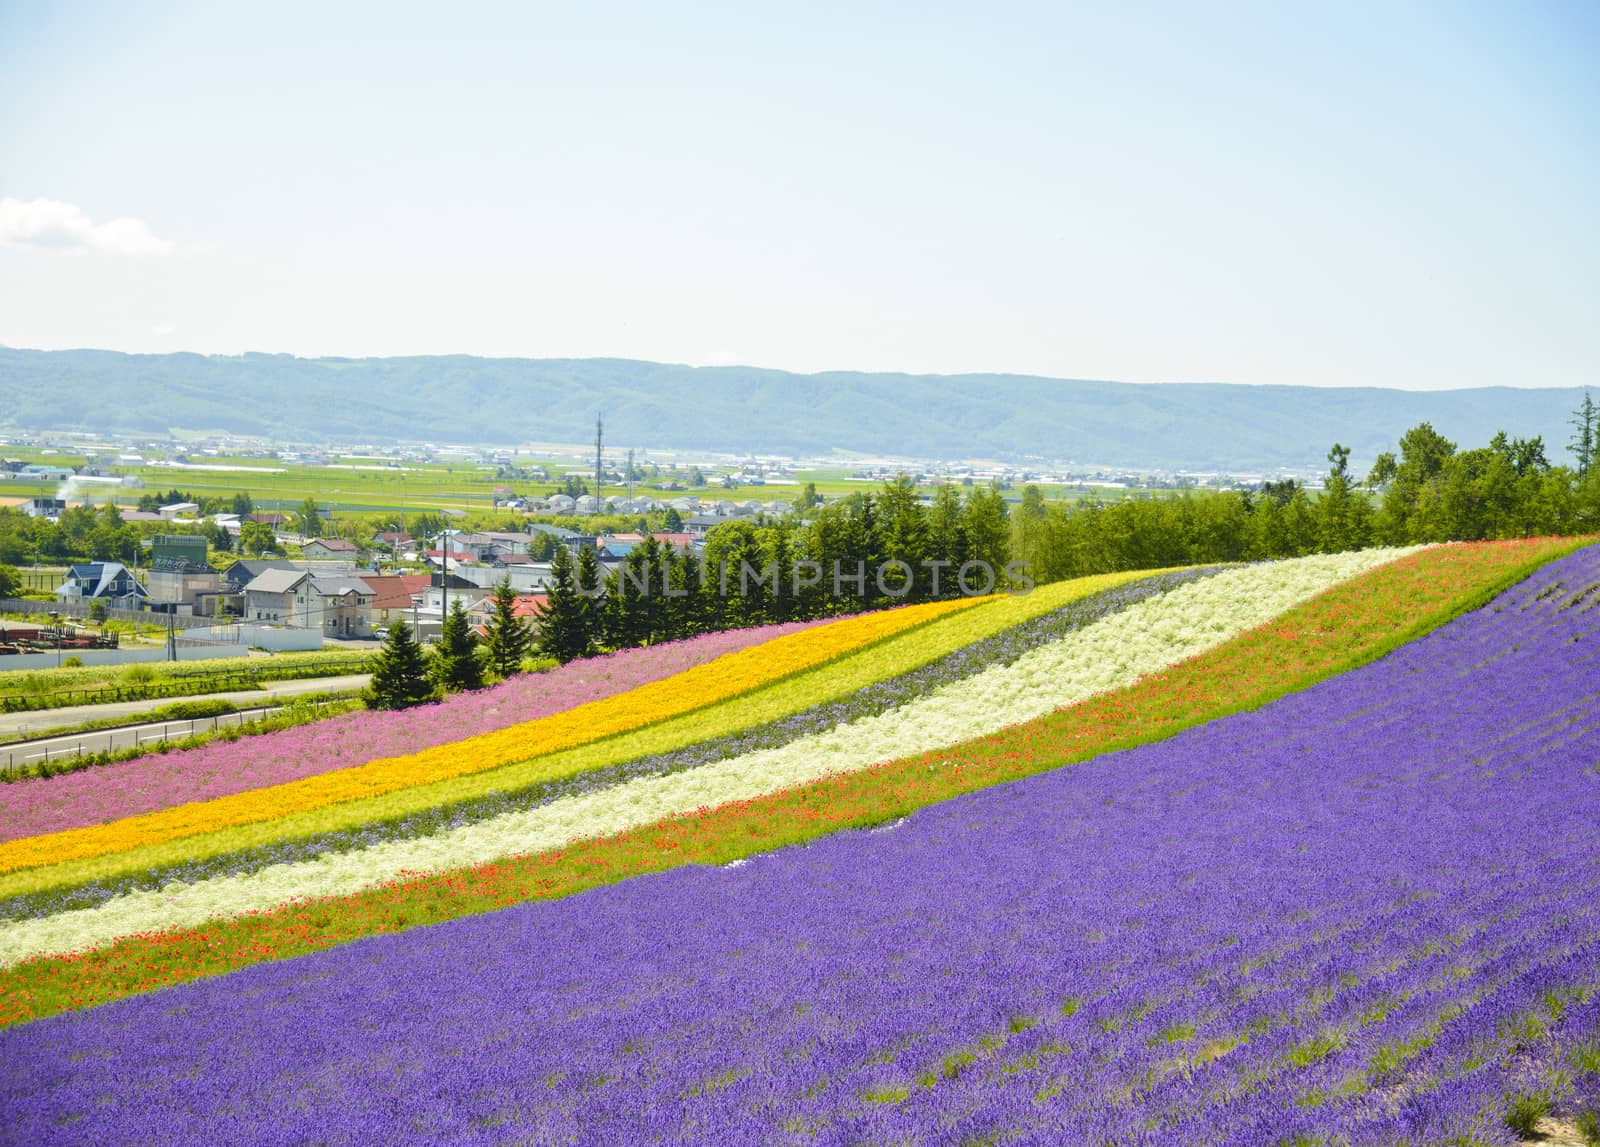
[0,549,1418,967]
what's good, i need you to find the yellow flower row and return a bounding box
[0,598,987,875]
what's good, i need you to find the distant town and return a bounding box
[0,426,1328,662]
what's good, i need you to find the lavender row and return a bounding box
[2,545,1597,1144]
[0,569,1216,924]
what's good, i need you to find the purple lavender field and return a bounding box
[4,546,1599,1146]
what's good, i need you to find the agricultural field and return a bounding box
[3,443,1120,516]
[0,538,1597,1144]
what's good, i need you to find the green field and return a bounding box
[2,444,1156,521]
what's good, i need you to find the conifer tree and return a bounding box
[363,619,435,710]
[1572,390,1596,478]
[431,599,484,692]
[538,543,592,663]
[574,543,605,641]
[484,575,531,677]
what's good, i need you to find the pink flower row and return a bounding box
[0,620,824,842]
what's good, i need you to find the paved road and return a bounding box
[0,674,371,739]
[0,705,298,770]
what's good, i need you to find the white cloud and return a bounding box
[0,198,173,256]
[150,323,177,337]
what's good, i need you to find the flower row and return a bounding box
[3,541,1595,1142]
[0,550,1413,966]
[0,569,1215,923]
[0,540,1576,1026]
[0,573,1129,903]
[0,596,983,875]
[0,618,832,842]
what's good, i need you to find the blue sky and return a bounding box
[1,0,1595,389]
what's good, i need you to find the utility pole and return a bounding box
[627,448,635,502]
[594,413,604,515]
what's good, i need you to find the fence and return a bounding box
[0,698,355,773]
[0,597,219,629]
[0,671,271,712]
[13,569,67,595]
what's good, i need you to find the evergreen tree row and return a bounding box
[1013,418,1600,583]
[537,479,1012,663]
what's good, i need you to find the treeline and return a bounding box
[135,489,254,517]
[0,503,143,567]
[535,415,1599,661]
[1013,420,1599,582]
[536,479,1012,661]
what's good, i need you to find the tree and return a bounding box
[88,599,108,624]
[239,521,275,555]
[363,619,435,710]
[431,599,484,692]
[687,466,707,488]
[1317,443,1369,554]
[297,497,324,538]
[484,576,532,677]
[202,519,233,554]
[231,492,254,518]
[796,482,821,512]
[537,544,592,663]
[662,507,684,532]
[409,511,446,543]
[1571,390,1596,478]
[0,564,18,599]
[876,475,930,599]
[575,543,605,636]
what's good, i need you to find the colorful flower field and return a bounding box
[2,538,1598,1145]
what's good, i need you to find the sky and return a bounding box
[1,0,1596,390]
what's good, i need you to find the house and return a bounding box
[304,576,377,637]
[55,562,150,607]
[241,569,305,624]
[360,573,431,626]
[466,592,548,638]
[301,537,361,561]
[246,511,292,528]
[527,523,580,541]
[421,580,495,614]
[481,531,533,556]
[144,535,220,608]
[21,498,67,520]
[650,532,699,553]
[242,569,376,636]
[158,502,201,521]
[222,559,300,594]
[119,509,165,524]
[371,530,413,551]
[683,513,726,536]
[438,531,497,560]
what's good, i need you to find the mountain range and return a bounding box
[0,347,1587,471]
